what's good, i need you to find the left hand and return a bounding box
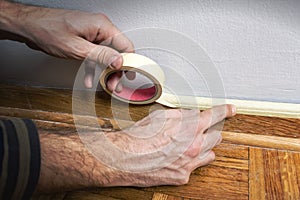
[0,1,134,88]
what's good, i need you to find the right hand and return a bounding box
[37,104,236,192]
[90,104,236,187]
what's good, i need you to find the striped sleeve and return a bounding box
[0,118,41,200]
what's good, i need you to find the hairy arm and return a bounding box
[0,1,20,37]
[0,0,133,89]
[35,105,236,193]
[0,0,31,41]
[36,130,114,193]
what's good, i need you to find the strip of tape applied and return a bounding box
[99,53,300,118]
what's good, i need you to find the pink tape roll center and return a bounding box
[108,73,157,102]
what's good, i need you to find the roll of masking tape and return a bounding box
[99,53,165,105]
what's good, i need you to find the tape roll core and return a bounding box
[99,54,165,105]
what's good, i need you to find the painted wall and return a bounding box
[1,0,299,103]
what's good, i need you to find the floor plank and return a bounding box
[143,144,249,200]
[152,192,188,200]
[64,188,154,200]
[249,148,300,200]
[1,83,300,199]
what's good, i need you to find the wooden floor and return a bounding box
[0,83,300,200]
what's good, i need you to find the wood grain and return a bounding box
[249,148,300,200]
[1,83,300,200]
[224,115,300,138]
[249,148,266,199]
[0,83,299,139]
[152,192,186,200]
[63,188,154,200]
[222,131,300,151]
[143,144,249,200]
[2,106,300,152]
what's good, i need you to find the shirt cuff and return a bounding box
[0,118,41,200]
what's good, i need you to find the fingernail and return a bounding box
[84,76,93,89]
[125,71,136,80]
[110,56,122,69]
[115,83,123,93]
[85,81,93,89]
[232,105,236,115]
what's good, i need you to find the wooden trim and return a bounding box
[222,131,300,152]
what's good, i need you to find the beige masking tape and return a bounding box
[100,53,165,105]
[100,53,300,118]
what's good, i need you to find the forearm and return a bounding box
[0,1,23,35]
[36,129,114,193]
[0,0,44,42]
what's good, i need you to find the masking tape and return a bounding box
[100,53,165,105]
[99,53,300,118]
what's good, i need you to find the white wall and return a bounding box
[1,0,299,103]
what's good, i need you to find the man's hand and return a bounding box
[101,104,236,186]
[37,105,236,192]
[0,0,133,89]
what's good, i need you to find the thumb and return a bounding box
[91,45,123,69]
[83,44,124,89]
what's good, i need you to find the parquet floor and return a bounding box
[0,83,299,200]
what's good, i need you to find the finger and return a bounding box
[148,109,198,120]
[199,104,236,131]
[102,28,134,53]
[84,60,96,89]
[69,36,124,70]
[125,71,136,80]
[77,39,123,88]
[188,151,216,171]
[95,15,134,53]
[184,133,203,158]
[110,33,135,53]
[96,45,123,69]
[184,124,222,159]
[106,72,123,92]
[201,128,222,153]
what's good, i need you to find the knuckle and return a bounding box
[127,40,135,52]
[62,39,90,59]
[199,111,211,126]
[95,12,110,21]
[186,145,200,158]
[149,109,163,117]
[217,135,223,145]
[208,151,216,161]
[71,45,89,59]
[97,48,106,62]
[97,47,115,65]
[178,176,190,185]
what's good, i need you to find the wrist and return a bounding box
[0,1,19,33]
[36,130,116,192]
[0,1,34,39]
